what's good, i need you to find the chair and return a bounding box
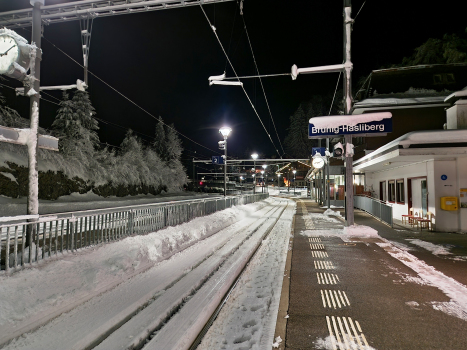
[410,211,421,227]
[417,212,433,231]
[402,208,414,225]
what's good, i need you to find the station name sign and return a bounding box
[308,112,392,139]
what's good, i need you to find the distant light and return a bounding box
[219,126,232,138]
[262,164,267,169]
[251,153,258,160]
[199,182,203,185]
[293,170,296,174]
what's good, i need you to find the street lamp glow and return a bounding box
[219,126,232,138]
[251,153,258,160]
[293,170,296,174]
[261,170,264,174]
[262,164,267,169]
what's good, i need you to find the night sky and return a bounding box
[1,0,466,161]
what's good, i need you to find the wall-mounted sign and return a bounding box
[312,147,326,156]
[212,156,224,165]
[308,112,392,139]
[441,174,448,181]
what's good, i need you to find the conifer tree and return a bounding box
[51,90,100,174]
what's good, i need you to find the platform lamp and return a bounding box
[219,126,232,197]
[261,170,265,193]
[262,164,267,193]
[251,153,258,194]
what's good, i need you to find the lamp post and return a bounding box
[240,176,243,194]
[261,170,265,193]
[293,170,296,194]
[251,153,258,194]
[219,126,232,197]
[278,173,281,191]
[262,164,267,194]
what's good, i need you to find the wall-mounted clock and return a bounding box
[0,29,31,80]
[312,156,325,169]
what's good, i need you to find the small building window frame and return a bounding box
[388,180,396,203]
[396,178,405,204]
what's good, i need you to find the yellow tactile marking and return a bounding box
[326,316,370,350]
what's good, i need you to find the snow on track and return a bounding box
[197,200,295,350]
[0,199,272,348]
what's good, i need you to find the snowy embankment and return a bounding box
[300,211,467,323]
[198,200,296,350]
[0,198,273,347]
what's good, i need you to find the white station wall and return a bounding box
[366,161,435,224]
[366,159,467,232]
[456,157,467,231]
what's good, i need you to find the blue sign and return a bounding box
[312,147,326,156]
[212,156,224,165]
[441,174,448,181]
[308,114,393,139]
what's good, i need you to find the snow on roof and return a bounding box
[354,95,447,108]
[309,112,391,129]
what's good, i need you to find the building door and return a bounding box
[421,179,428,216]
[409,177,427,217]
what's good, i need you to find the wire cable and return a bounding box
[37,34,222,156]
[199,4,282,158]
[240,11,285,156]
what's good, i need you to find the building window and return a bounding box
[388,180,396,202]
[396,179,405,203]
[380,181,386,202]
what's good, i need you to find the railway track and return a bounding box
[2,198,291,350]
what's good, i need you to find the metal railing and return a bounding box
[354,194,393,227]
[0,193,269,273]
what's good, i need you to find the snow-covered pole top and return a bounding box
[291,63,351,80]
[309,112,392,129]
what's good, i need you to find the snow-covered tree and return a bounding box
[0,91,22,128]
[51,90,101,179]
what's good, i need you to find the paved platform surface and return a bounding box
[284,198,467,350]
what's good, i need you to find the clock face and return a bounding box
[0,35,19,75]
[312,157,325,169]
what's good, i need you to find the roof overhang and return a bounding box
[353,130,467,172]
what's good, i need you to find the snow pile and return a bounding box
[0,199,269,330]
[321,205,344,209]
[314,336,377,350]
[272,335,283,348]
[343,225,379,238]
[323,208,342,217]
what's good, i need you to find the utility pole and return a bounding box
[343,0,354,225]
[27,0,43,221]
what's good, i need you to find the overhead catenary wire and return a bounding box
[199,4,282,159]
[33,33,222,156]
[239,10,285,156]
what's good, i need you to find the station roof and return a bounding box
[353,129,467,172]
